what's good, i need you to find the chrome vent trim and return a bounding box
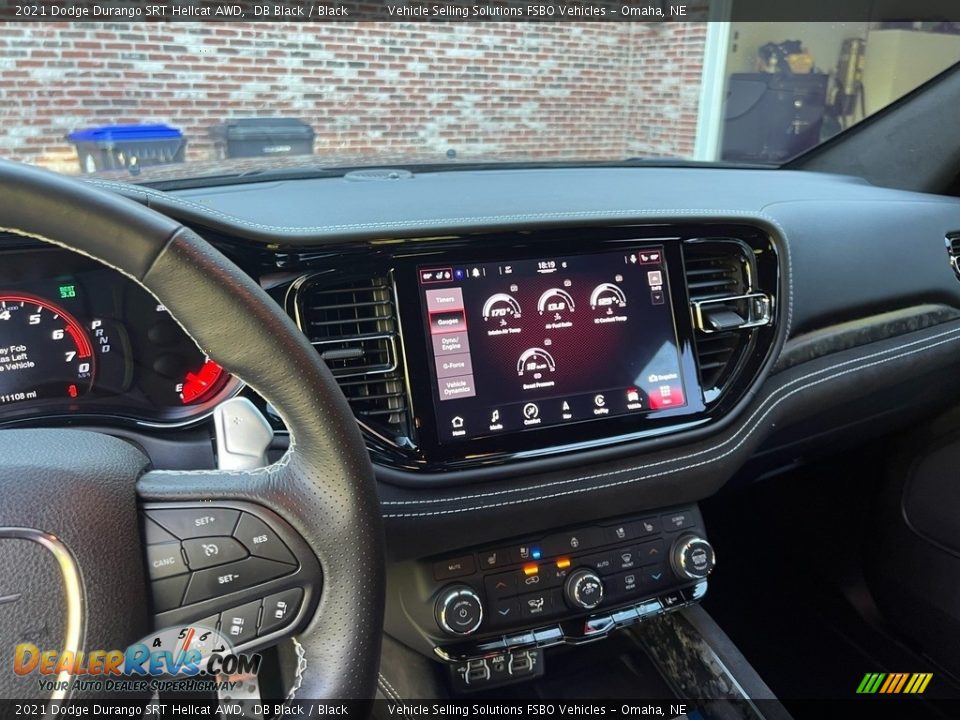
[293,275,409,435]
[683,239,759,402]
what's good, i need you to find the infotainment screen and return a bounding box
[417,246,690,444]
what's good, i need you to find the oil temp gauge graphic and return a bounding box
[537,288,576,316]
[517,347,556,377]
[482,292,522,322]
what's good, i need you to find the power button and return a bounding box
[436,585,484,636]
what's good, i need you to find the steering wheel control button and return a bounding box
[563,568,604,610]
[148,508,240,539]
[182,536,248,570]
[233,512,296,565]
[182,556,295,605]
[670,535,716,580]
[146,542,188,580]
[260,587,304,636]
[143,517,178,545]
[436,585,484,636]
[433,554,476,581]
[150,574,189,613]
[222,599,262,644]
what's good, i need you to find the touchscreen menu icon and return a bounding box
[425,288,476,411]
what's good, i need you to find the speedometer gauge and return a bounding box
[0,293,95,406]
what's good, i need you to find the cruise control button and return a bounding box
[221,600,261,644]
[151,574,189,613]
[182,536,248,570]
[182,556,294,605]
[233,513,296,565]
[148,508,240,539]
[146,542,187,580]
[260,588,304,636]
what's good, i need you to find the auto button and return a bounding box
[182,556,295,605]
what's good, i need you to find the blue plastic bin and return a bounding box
[66,124,186,174]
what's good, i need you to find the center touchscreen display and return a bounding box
[417,246,688,444]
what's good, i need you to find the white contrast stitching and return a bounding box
[382,324,960,518]
[378,673,403,701]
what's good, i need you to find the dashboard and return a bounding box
[11,164,960,670]
[0,243,238,426]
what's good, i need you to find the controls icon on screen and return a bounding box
[523,403,540,420]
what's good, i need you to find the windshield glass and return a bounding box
[3,20,959,184]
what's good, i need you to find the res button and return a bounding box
[233,513,296,565]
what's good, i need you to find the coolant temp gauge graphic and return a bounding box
[590,283,627,310]
[517,347,556,376]
[537,288,576,316]
[482,292,522,321]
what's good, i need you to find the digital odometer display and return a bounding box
[417,247,689,444]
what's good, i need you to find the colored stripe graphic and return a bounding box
[858,672,932,694]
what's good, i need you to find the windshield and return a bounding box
[3,20,959,184]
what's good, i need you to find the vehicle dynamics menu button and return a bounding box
[182,556,295,605]
[233,513,297,565]
[147,508,240,539]
[182,536,248,571]
[260,588,304,636]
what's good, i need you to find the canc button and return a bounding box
[146,542,187,580]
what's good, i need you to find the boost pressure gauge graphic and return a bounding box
[517,347,556,376]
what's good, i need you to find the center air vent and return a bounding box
[294,275,410,439]
[683,239,770,403]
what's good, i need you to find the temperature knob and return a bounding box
[563,568,604,610]
[670,535,716,580]
[435,585,483,636]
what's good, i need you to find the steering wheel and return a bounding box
[0,161,385,704]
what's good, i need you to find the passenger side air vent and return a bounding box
[294,275,410,440]
[946,233,960,279]
[683,239,773,403]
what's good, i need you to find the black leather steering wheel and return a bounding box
[0,160,385,704]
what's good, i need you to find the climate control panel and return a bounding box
[422,505,713,657]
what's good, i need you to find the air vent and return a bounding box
[946,233,960,279]
[295,276,409,437]
[683,240,758,401]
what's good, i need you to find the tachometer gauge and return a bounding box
[178,357,225,404]
[0,293,95,406]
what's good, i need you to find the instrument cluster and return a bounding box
[0,245,238,426]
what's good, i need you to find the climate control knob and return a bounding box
[563,568,604,610]
[435,585,484,636]
[670,534,716,580]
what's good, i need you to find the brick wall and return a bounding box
[0,21,708,175]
